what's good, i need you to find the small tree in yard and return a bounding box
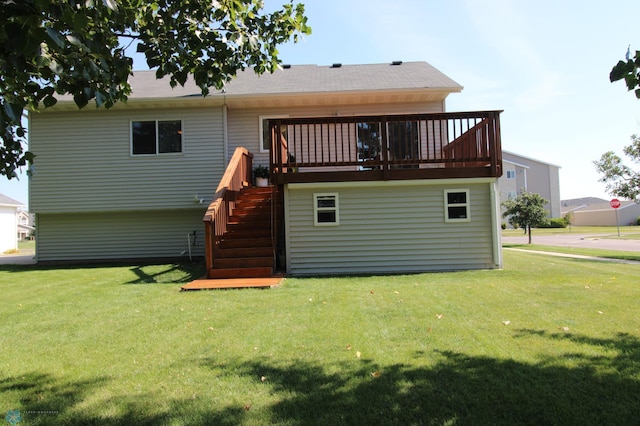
[502,192,549,244]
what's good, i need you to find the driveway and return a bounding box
[0,252,36,265]
[501,233,640,252]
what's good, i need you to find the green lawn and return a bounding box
[1,252,639,425]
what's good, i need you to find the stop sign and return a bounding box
[610,198,621,209]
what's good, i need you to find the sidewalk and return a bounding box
[504,247,640,265]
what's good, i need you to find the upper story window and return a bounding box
[314,193,339,226]
[444,189,470,223]
[131,120,182,155]
[506,170,516,179]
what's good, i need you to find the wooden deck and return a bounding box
[181,274,284,291]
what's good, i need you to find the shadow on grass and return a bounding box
[195,331,640,425]
[2,331,639,425]
[0,371,237,426]
[126,262,205,284]
[0,261,205,285]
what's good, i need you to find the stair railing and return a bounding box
[203,147,253,274]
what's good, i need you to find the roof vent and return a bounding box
[282,64,291,69]
[331,63,342,68]
[391,60,403,66]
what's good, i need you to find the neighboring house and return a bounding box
[562,197,640,226]
[29,61,504,275]
[0,193,23,253]
[17,211,35,241]
[499,151,561,218]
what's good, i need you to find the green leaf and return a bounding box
[3,102,24,123]
[73,93,89,109]
[45,27,65,48]
[95,91,106,108]
[49,60,64,75]
[102,0,118,11]
[43,95,57,108]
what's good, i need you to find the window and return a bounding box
[444,189,470,222]
[260,115,288,152]
[131,120,182,155]
[314,193,339,226]
[506,170,516,179]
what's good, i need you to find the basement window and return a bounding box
[131,120,182,155]
[444,189,470,223]
[314,193,339,226]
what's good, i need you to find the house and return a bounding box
[562,197,640,226]
[499,151,561,218]
[0,193,23,253]
[29,61,504,275]
[17,211,35,241]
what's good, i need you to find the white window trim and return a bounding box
[259,115,289,153]
[130,119,184,156]
[444,188,470,223]
[313,193,339,226]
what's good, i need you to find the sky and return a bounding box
[2,0,639,208]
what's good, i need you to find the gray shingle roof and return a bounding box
[0,193,24,206]
[126,61,462,100]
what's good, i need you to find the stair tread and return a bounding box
[214,257,274,268]
[216,247,273,258]
[208,266,274,279]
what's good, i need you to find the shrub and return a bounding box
[501,223,507,230]
[538,218,568,228]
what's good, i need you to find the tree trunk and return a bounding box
[527,225,532,244]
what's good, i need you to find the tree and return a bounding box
[610,47,640,99]
[593,134,640,202]
[502,192,549,244]
[0,0,310,179]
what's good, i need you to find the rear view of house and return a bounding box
[29,61,504,275]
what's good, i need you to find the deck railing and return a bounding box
[203,147,253,273]
[269,111,502,183]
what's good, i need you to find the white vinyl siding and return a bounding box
[30,107,225,213]
[285,181,497,276]
[36,209,205,262]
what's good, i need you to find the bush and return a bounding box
[538,218,568,228]
[501,223,507,230]
[636,216,640,226]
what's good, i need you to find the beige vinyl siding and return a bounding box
[285,181,497,275]
[30,107,225,213]
[226,101,445,169]
[36,209,206,262]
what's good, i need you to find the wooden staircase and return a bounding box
[208,186,275,279]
